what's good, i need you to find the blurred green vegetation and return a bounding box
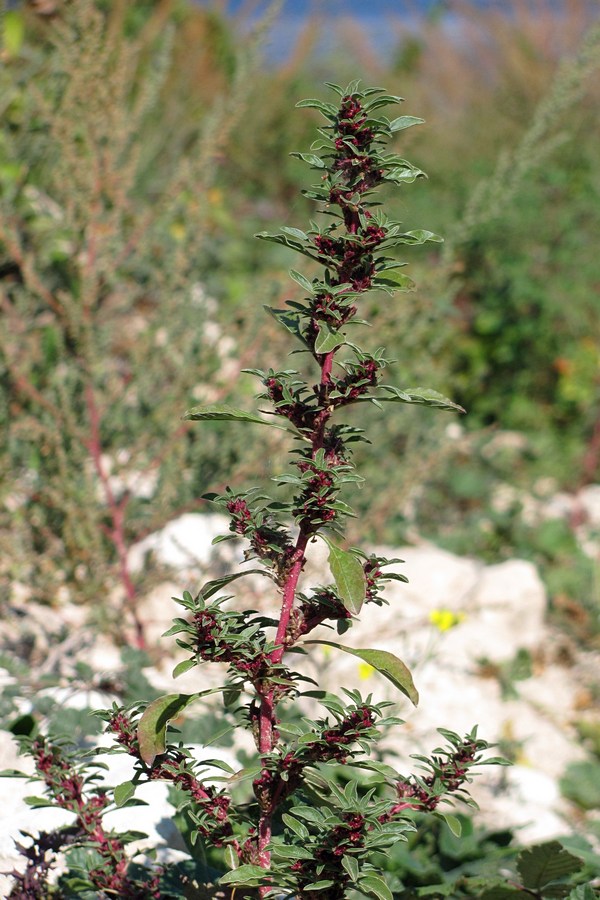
[1,0,599,645]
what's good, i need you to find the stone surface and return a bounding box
[128,512,234,575]
[579,485,600,526]
[1,512,598,890]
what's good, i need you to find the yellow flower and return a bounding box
[358,662,375,681]
[169,222,186,242]
[429,608,465,632]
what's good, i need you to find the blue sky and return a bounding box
[195,1,462,63]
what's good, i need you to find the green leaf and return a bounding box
[358,873,393,900]
[183,403,290,431]
[315,322,344,354]
[401,229,443,244]
[226,763,262,786]
[114,781,136,807]
[256,231,319,262]
[265,306,308,347]
[373,272,416,291]
[219,864,267,886]
[290,152,326,168]
[281,226,309,241]
[363,93,403,110]
[560,760,600,810]
[24,796,57,808]
[386,166,425,183]
[305,640,418,706]
[477,889,528,900]
[295,98,337,118]
[289,269,315,294]
[321,536,366,614]
[137,693,196,765]
[567,886,596,900]
[274,845,315,860]
[282,813,310,839]
[198,569,272,601]
[172,659,195,679]
[438,812,462,837]
[517,841,583,889]
[377,386,465,413]
[224,844,238,870]
[388,115,425,132]
[418,883,462,898]
[478,756,512,766]
[342,855,360,882]
[289,805,326,824]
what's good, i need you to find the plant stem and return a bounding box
[84,384,145,649]
[255,341,337,874]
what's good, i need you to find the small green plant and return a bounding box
[0,0,277,645]
[371,815,600,899]
[11,81,596,900]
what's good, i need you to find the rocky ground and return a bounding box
[1,506,598,894]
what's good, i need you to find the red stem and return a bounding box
[84,384,145,649]
[255,346,337,877]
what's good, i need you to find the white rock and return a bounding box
[84,634,124,672]
[134,580,185,648]
[481,431,530,458]
[128,513,233,573]
[541,491,575,521]
[472,765,570,844]
[491,483,522,515]
[579,485,600,526]
[445,559,546,662]
[37,684,119,712]
[379,544,483,619]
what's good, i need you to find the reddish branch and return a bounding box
[84,383,145,648]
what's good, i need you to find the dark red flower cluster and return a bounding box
[226,492,295,576]
[263,375,315,431]
[364,558,383,602]
[107,709,139,753]
[252,707,377,817]
[336,95,375,152]
[290,810,366,896]
[310,292,357,330]
[322,706,375,749]
[326,812,366,857]
[31,738,85,812]
[313,234,376,291]
[327,95,385,219]
[363,224,386,247]
[391,735,483,814]
[192,608,270,682]
[226,496,252,534]
[395,777,437,811]
[26,737,161,899]
[293,462,338,528]
[150,756,234,847]
[286,588,350,643]
[333,358,381,405]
